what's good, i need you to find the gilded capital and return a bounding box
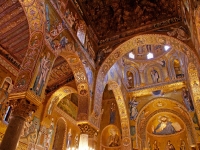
[78,123,98,138]
[9,99,37,119]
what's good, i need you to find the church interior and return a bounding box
[0,0,200,149]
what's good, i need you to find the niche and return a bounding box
[174,59,184,78]
[126,71,134,88]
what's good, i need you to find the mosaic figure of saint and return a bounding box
[152,116,176,135]
[182,88,194,111]
[151,68,159,83]
[180,139,186,150]
[153,140,159,150]
[108,128,120,147]
[127,71,134,88]
[67,129,72,148]
[110,103,116,124]
[165,140,175,150]
[129,97,139,120]
[33,52,51,96]
[45,118,54,149]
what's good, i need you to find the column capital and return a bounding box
[78,123,98,138]
[9,99,37,119]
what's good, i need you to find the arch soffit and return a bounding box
[45,86,77,116]
[94,34,199,114]
[22,0,90,98]
[107,80,132,148]
[10,0,45,93]
[18,0,44,33]
[59,50,90,96]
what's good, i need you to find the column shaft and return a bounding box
[0,116,25,150]
[0,99,37,150]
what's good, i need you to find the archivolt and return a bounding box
[136,98,196,149]
[107,81,131,150]
[44,86,77,118]
[92,34,199,127]
[12,0,45,93]
[60,50,90,120]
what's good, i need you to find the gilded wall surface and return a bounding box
[1,0,200,150]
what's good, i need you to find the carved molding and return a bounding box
[94,34,199,121]
[8,90,43,106]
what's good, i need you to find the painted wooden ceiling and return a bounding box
[46,56,74,94]
[77,0,181,46]
[0,0,30,64]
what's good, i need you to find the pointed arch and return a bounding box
[91,34,199,128]
[59,50,90,120]
[106,80,132,149]
[44,86,77,118]
[11,0,46,93]
[188,63,200,125]
[135,98,196,149]
[168,51,187,79]
[124,65,141,88]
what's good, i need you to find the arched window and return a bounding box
[3,106,11,123]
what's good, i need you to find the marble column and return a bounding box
[88,136,97,150]
[78,123,98,150]
[79,134,88,150]
[0,99,37,150]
